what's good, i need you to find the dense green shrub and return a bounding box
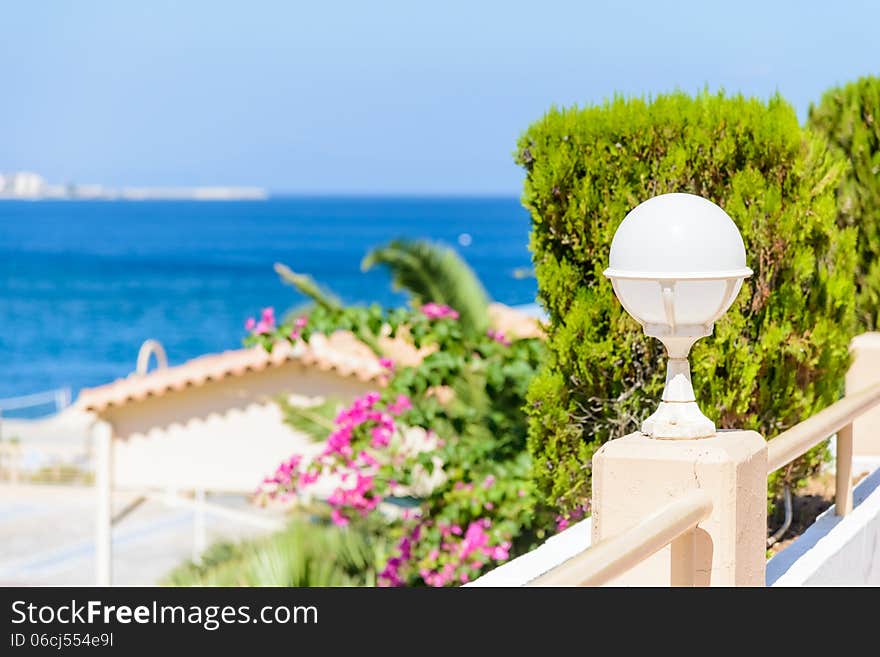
[809,76,880,330]
[517,91,857,517]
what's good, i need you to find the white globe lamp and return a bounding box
[604,193,752,439]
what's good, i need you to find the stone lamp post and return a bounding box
[593,193,767,587]
[603,193,753,439]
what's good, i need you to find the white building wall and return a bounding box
[112,400,323,492]
[767,462,880,586]
[101,362,375,493]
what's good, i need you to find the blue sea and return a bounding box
[0,197,536,412]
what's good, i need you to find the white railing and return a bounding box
[0,387,72,415]
[529,490,712,586]
[766,380,880,517]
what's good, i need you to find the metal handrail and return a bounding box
[767,380,880,517]
[528,490,713,587]
[767,381,880,472]
[0,387,72,412]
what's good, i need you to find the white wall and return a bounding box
[103,362,375,493]
[112,401,323,492]
[767,462,880,586]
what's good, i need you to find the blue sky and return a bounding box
[2,1,877,195]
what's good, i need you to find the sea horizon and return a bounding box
[0,191,524,202]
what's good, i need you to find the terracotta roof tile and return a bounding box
[76,304,543,413]
[77,333,391,412]
[487,303,545,339]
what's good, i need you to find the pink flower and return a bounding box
[487,329,511,346]
[246,307,276,335]
[331,509,349,526]
[484,542,510,562]
[387,394,412,416]
[378,357,395,371]
[370,425,392,448]
[295,315,308,329]
[420,302,460,320]
[482,475,495,489]
[324,426,353,457]
[458,521,490,559]
[299,470,319,486]
[290,329,301,340]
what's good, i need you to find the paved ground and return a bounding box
[0,483,279,586]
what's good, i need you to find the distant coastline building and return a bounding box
[0,171,267,200]
[0,171,50,198]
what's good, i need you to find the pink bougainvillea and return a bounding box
[258,388,518,586]
[487,328,511,346]
[554,504,589,532]
[420,302,459,320]
[248,296,546,587]
[245,307,276,335]
[378,517,513,587]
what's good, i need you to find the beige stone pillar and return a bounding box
[847,333,880,457]
[591,430,767,586]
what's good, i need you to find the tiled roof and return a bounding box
[487,303,545,340]
[77,303,544,413]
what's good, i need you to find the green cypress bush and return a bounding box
[517,91,857,516]
[809,76,880,330]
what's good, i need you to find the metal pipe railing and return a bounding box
[528,490,713,587]
[766,381,880,473]
[767,380,880,517]
[0,387,73,412]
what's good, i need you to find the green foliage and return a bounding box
[276,397,338,439]
[247,240,553,584]
[249,297,552,585]
[809,76,880,330]
[165,518,389,586]
[274,263,342,312]
[362,239,491,333]
[518,91,857,516]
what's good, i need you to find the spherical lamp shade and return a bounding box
[604,193,752,439]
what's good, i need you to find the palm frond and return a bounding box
[277,397,338,441]
[274,262,342,311]
[164,517,388,587]
[361,239,490,333]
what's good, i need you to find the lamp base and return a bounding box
[641,401,715,440]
